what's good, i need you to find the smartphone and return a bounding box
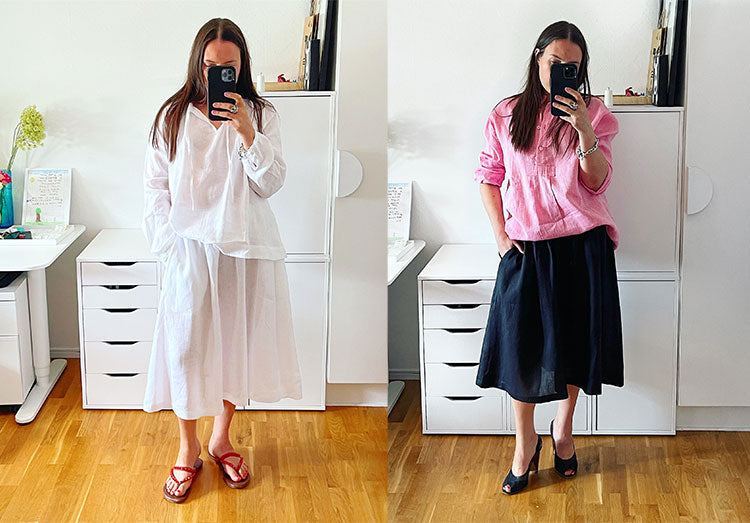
[207,65,237,121]
[550,62,579,117]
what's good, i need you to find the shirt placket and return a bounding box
[533,111,555,177]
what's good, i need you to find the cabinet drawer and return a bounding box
[423,328,484,363]
[423,304,490,329]
[422,280,494,304]
[86,373,147,406]
[425,363,501,397]
[0,302,18,335]
[83,309,156,342]
[426,396,503,432]
[80,262,158,286]
[82,285,159,309]
[84,341,152,374]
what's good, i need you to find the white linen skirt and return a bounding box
[143,234,303,420]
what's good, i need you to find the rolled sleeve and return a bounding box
[240,105,286,199]
[473,112,506,186]
[142,116,177,263]
[581,105,619,195]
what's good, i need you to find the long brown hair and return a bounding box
[149,18,269,162]
[499,21,592,157]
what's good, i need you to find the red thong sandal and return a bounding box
[207,450,251,489]
[163,457,203,503]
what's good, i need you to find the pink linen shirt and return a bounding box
[474,95,620,249]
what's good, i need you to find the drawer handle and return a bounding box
[102,262,136,267]
[444,279,481,285]
[103,341,138,346]
[105,373,138,378]
[443,328,481,334]
[443,363,479,368]
[444,304,481,310]
[103,308,137,313]
[444,396,481,401]
[102,285,137,290]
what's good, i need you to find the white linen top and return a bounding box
[142,99,287,261]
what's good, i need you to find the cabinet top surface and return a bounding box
[609,105,684,113]
[418,244,499,280]
[77,228,156,262]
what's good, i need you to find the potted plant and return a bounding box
[1,105,46,228]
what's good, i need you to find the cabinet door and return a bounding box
[607,111,680,272]
[596,280,677,434]
[678,2,750,406]
[266,95,334,255]
[249,262,327,410]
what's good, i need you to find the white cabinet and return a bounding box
[248,261,327,410]
[0,274,34,405]
[418,245,593,435]
[77,229,328,410]
[266,94,334,255]
[595,280,677,434]
[677,2,750,407]
[607,110,682,274]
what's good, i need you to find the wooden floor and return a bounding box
[0,359,386,522]
[389,380,750,522]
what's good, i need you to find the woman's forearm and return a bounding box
[577,127,609,192]
[479,182,509,244]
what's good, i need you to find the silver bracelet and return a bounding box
[576,135,599,161]
[238,142,251,159]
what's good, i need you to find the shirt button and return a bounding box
[538,146,543,150]
[537,125,541,129]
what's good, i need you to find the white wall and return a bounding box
[0,0,309,350]
[388,0,660,377]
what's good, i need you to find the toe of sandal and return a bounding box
[208,451,251,489]
[163,458,203,503]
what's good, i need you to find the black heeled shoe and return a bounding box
[502,435,542,495]
[549,418,578,478]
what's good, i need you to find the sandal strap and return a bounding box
[169,466,196,485]
[217,451,246,477]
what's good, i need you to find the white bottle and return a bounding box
[256,72,266,92]
[604,86,614,108]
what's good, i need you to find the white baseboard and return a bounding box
[389,368,420,380]
[676,406,750,430]
[325,383,387,407]
[51,347,80,359]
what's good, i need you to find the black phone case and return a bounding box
[207,65,237,121]
[550,62,579,117]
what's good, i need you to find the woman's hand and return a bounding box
[498,236,524,257]
[552,87,593,135]
[212,91,256,148]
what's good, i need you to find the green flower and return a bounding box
[6,105,46,171]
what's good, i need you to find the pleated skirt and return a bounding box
[143,234,303,420]
[475,224,624,403]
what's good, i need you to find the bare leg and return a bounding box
[504,398,539,493]
[208,399,249,481]
[164,417,201,496]
[553,384,579,476]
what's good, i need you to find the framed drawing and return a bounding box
[21,167,72,226]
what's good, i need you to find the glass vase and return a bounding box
[0,169,14,228]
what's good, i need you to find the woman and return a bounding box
[141,18,302,502]
[473,21,624,495]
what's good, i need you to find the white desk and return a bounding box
[387,239,426,414]
[0,224,86,423]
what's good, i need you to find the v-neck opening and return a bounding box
[189,102,224,132]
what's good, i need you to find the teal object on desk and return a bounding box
[0,169,14,228]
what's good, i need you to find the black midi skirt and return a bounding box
[475,224,624,403]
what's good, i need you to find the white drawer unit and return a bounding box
[78,228,330,411]
[0,274,34,405]
[77,230,160,409]
[418,242,680,435]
